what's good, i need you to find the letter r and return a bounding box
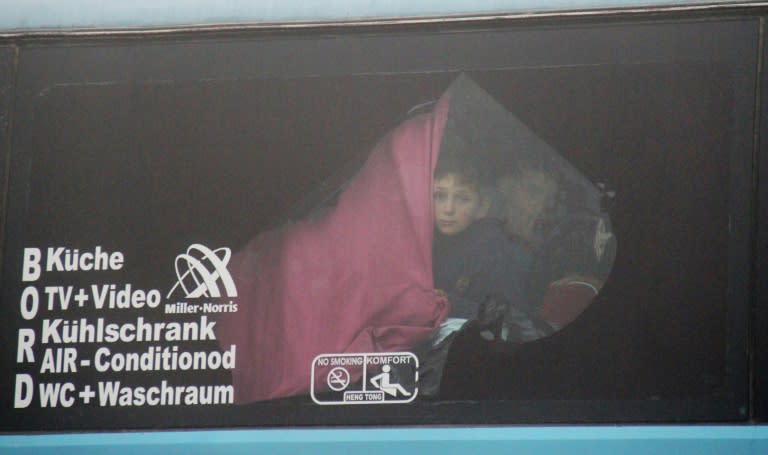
[17,329,35,363]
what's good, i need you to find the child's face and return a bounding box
[498,170,558,242]
[433,173,485,236]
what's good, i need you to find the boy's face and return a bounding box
[433,173,486,236]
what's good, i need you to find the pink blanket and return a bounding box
[217,96,451,403]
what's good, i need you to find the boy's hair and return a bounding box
[434,149,493,190]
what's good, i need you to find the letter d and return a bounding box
[22,248,41,282]
[14,374,33,408]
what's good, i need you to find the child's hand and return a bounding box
[476,294,507,341]
[477,294,507,325]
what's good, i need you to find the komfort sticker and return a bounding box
[311,352,419,405]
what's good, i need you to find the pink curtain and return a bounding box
[217,95,451,403]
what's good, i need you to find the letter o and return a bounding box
[208,352,221,369]
[110,352,125,372]
[145,290,161,308]
[178,353,192,370]
[20,287,39,320]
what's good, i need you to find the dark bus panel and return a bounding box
[0,7,765,442]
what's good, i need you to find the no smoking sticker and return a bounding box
[310,352,418,405]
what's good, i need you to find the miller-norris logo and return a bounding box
[167,244,238,299]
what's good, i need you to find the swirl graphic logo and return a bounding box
[167,244,238,299]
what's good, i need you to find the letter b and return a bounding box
[22,248,41,282]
